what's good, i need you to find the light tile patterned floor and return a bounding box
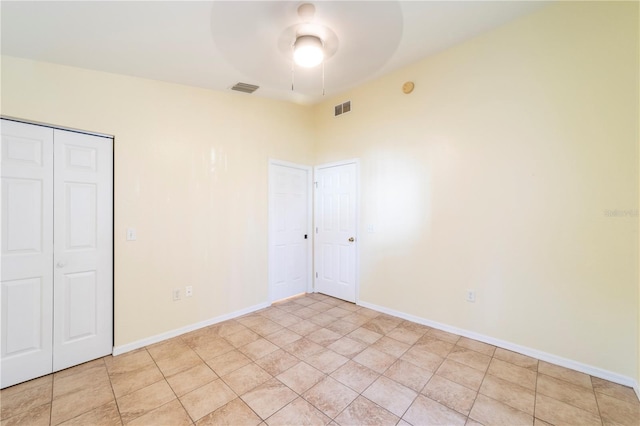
[2,293,639,425]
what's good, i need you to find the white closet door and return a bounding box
[1,120,55,388]
[52,129,112,371]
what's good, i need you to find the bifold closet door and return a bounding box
[0,119,113,388]
[52,129,112,372]
[1,121,55,388]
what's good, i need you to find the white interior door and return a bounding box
[269,161,311,302]
[1,120,55,388]
[53,129,113,371]
[314,161,358,303]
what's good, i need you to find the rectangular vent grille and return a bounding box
[334,101,351,117]
[231,82,259,94]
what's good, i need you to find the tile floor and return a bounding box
[1,293,639,425]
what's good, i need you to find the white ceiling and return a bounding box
[1,1,549,105]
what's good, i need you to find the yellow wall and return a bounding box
[313,1,639,379]
[1,1,638,383]
[1,57,314,346]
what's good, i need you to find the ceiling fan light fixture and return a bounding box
[293,35,324,68]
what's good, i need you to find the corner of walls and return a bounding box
[313,1,639,384]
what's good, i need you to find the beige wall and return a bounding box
[1,57,314,346]
[313,1,638,380]
[1,0,638,383]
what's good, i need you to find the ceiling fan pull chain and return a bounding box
[291,49,295,91]
[322,61,325,96]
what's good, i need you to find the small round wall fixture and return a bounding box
[402,81,415,94]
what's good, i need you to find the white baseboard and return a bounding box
[111,297,639,399]
[358,300,639,393]
[112,301,270,356]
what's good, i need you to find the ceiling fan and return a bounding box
[210,1,403,101]
[277,3,339,93]
[278,3,339,68]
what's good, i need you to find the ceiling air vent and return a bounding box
[231,82,259,94]
[334,101,351,117]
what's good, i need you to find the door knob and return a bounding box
[348,237,355,242]
[56,261,65,268]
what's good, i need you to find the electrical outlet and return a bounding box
[173,288,181,301]
[466,290,476,303]
[185,286,193,297]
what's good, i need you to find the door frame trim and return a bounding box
[1,115,114,139]
[313,158,360,303]
[267,159,313,303]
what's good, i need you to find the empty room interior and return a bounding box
[1,1,639,425]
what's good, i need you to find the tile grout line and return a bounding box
[532,355,539,424]
[101,356,123,426]
[50,358,112,425]
[536,371,606,422]
[245,306,330,423]
[382,323,427,423]
[223,322,293,422]
[591,375,605,426]
[477,354,540,421]
[130,347,185,424]
[48,372,54,426]
[180,328,246,424]
[173,332,221,424]
[257,301,364,423]
[467,356,488,424]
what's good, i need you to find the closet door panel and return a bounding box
[53,129,112,371]
[0,120,54,388]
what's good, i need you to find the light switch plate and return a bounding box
[126,228,137,241]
